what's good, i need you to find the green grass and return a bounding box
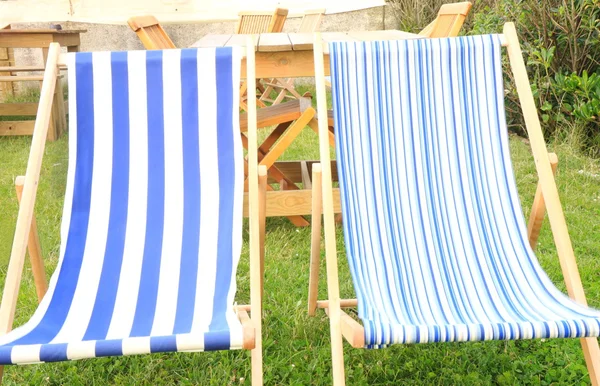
[1,92,600,384]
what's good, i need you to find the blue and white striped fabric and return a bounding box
[0,47,244,364]
[329,35,600,348]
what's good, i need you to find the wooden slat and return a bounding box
[0,66,45,72]
[321,32,355,42]
[192,34,232,48]
[0,102,38,116]
[127,15,160,31]
[0,75,44,81]
[248,50,331,78]
[239,97,311,131]
[0,29,86,34]
[439,1,472,15]
[288,33,314,51]
[257,33,292,52]
[227,34,258,48]
[243,187,341,217]
[269,160,338,183]
[0,121,34,136]
[194,30,422,52]
[346,30,420,41]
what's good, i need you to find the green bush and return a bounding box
[388,0,600,155]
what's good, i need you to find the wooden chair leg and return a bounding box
[308,118,335,147]
[15,176,47,303]
[527,152,558,250]
[258,166,267,303]
[258,108,315,170]
[308,164,322,316]
[581,337,600,385]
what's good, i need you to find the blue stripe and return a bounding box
[327,36,600,347]
[131,50,166,337]
[0,347,12,365]
[204,330,231,351]
[209,47,235,332]
[150,336,177,353]
[84,51,130,341]
[39,343,68,362]
[174,48,201,334]
[11,53,96,345]
[95,339,123,357]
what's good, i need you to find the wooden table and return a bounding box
[0,29,85,62]
[192,30,420,78]
[193,31,420,225]
[0,29,84,140]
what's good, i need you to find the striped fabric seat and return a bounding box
[329,35,600,348]
[0,47,244,364]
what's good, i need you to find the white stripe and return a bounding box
[191,47,219,333]
[152,49,184,336]
[226,47,244,331]
[122,337,150,356]
[66,340,96,361]
[53,51,113,343]
[175,334,205,352]
[11,344,41,364]
[107,50,149,339]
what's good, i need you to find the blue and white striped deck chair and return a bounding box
[0,41,264,384]
[310,23,600,385]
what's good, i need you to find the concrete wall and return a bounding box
[7,5,400,91]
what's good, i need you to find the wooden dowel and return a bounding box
[14,176,47,303]
[317,299,358,309]
[308,164,322,316]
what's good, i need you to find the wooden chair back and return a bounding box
[236,8,288,34]
[297,9,325,33]
[419,2,472,38]
[127,15,176,49]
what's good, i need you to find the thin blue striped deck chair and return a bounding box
[310,23,600,385]
[0,40,265,384]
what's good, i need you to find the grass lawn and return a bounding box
[1,91,600,384]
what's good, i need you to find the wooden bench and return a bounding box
[0,69,66,141]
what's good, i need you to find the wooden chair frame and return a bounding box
[0,39,265,385]
[127,15,176,49]
[310,23,600,385]
[236,8,288,34]
[419,1,472,38]
[235,9,288,111]
[259,9,325,105]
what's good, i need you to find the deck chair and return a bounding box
[127,15,176,49]
[419,1,472,38]
[310,24,600,385]
[259,9,325,105]
[125,18,319,227]
[0,41,266,385]
[236,8,288,110]
[236,8,288,34]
